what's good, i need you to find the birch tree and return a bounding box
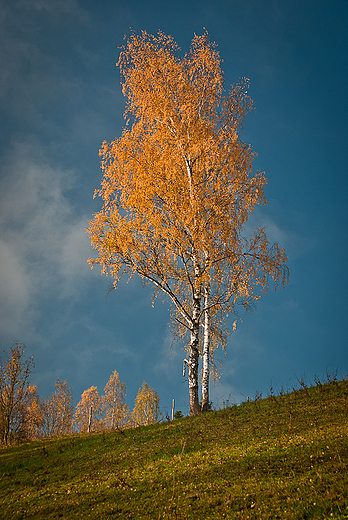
[102,370,129,429]
[20,384,43,441]
[0,341,35,444]
[73,386,102,433]
[132,381,161,426]
[41,379,73,437]
[87,30,289,415]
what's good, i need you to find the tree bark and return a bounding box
[201,283,210,412]
[188,323,200,415]
[87,406,93,433]
[188,287,201,416]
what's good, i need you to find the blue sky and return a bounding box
[0,0,347,416]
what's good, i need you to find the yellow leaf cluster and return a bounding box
[132,381,161,426]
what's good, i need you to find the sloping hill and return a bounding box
[1,380,347,519]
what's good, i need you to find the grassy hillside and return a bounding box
[1,379,347,519]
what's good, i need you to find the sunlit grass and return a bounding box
[1,379,347,519]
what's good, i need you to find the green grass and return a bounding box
[1,380,347,519]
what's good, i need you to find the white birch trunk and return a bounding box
[88,406,93,433]
[188,265,201,416]
[188,316,200,415]
[201,283,210,412]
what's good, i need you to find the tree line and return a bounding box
[0,342,161,445]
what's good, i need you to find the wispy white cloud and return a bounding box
[244,206,314,261]
[153,327,184,380]
[60,219,91,281]
[243,207,288,244]
[0,238,34,338]
[210,382,240,408]
[0,139,93,340]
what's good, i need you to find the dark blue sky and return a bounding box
[0,0,347,415]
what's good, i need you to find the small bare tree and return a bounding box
[102,370,129,429]
[41,379,73,437]
[0,341,35,444]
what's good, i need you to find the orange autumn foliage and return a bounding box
[102,370,130,429]
[87,31,289,415]
[23,384,43,441]
[73,386,102,433]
